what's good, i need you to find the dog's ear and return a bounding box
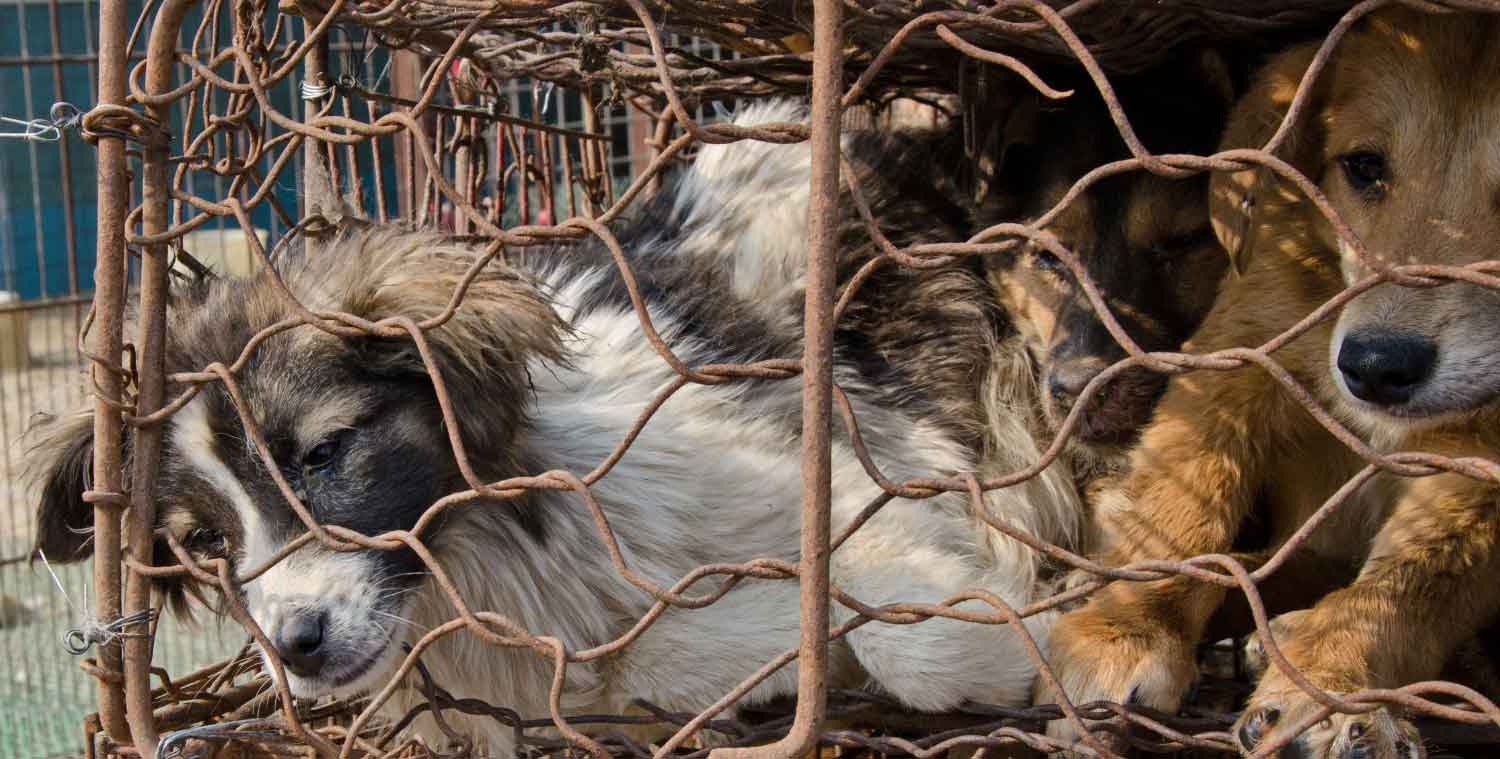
[958,67,1047,212]
[1210,43,1328,275]
[342,230,568,452]
[25,411,99,563]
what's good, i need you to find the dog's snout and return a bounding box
[1337,331,1437,407]
[1049,359,1106,404]
[273,609,328,677]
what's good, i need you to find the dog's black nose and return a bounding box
[1049,359,1105,405]
[1336,330,1437,406]
[274,609,328,677]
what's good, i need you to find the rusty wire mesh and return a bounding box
[57,0,1500,756]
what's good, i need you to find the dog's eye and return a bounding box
[183,527,227,557]
[303,439,341,472]
[1151,229,1216,262]
[1338,150,1388,194]
[1031,249,1067,274]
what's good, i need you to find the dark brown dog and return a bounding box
[974,55,1236,481]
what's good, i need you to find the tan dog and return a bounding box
[1038,9,1500,758]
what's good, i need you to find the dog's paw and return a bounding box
[1033,606,1198,752]
[1233,688,1424,759]
[1242,609,1312,682]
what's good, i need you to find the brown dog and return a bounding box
[1039,9,1500,758]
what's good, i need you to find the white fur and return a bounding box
[379,267,1060,749]
[669,101,819,313]
[182,104,1080,752]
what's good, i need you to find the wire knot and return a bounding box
[80,103,169,147]
[61,608,156,655]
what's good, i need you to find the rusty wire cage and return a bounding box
[36,0,1500,756]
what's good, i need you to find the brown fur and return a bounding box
[1039,9,1500,758]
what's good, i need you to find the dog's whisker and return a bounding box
[372,609,428,632]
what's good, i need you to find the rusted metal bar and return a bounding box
[538,124,556,222]
[367,96,389,224]
[89,0,133,739]
[454,116,473,235]
[423,116,441,227]
[516,126,530,224]
[303,20,331,218]
[339,95,359,210]
[560,131,578,219]
[713,0,841,756]
[125,0,201,754]
[581,88,602,214]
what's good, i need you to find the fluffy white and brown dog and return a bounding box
[26,105,1075,750]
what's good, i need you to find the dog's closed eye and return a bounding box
[1150,228,1218,262]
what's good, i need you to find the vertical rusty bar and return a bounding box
[339,95,358,209]
[368,96,389,223]
[516,127,530,224]
[90,0,133,740]
[584,97,612,211]
[501,123,513,225]
[580,89,607,213]
[421,115,442,227]
[127,0,200,754]
[538,127,555,223]
[559,133,577,220]
[453,117,472,235]
[361,49,389,223]
[713,0,840,755]
[302,21,329,219]
[390,50,419,221]
[404,128,417,221]
[647,109,674,196]
[325,139,339,192]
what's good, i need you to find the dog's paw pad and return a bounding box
[1233,698,1425,759]
[1236,706,1279,749]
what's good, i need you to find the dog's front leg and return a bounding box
[1035,356,1304,751]
[1235,469,1500,759]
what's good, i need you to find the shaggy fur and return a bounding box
[670,99,1087,568]
[679,58,1240,564]
[27,112,1081,751]
[1039,10,1500,758]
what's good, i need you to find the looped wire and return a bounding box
[62,608,157,656]
[80,103,169,147]
[0,101,84,142]
[50,101,83,130]
[301,76,336,101]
